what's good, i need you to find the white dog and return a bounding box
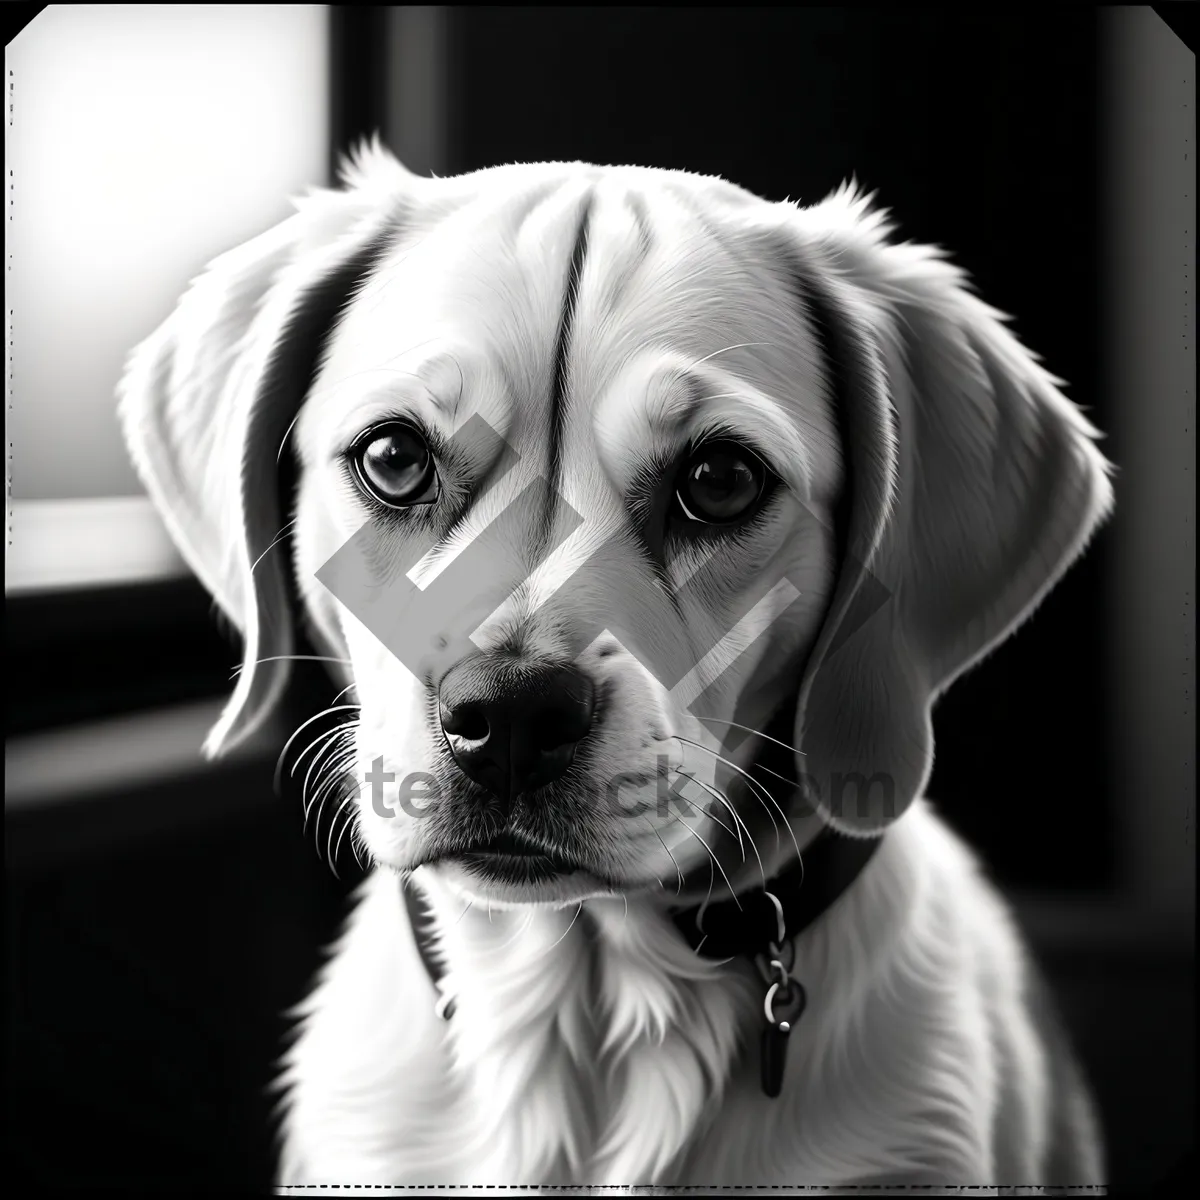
[120,140,1110,1193]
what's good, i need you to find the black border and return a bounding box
[1151,3,1198,53]
[2,3,47,47]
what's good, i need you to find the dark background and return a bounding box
[5,6,1194,1194]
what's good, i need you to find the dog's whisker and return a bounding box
[276,411,304,465]
[515,909,539,952]
[275,704,362,793]
[674,786,738,848]
[678,770,768,891]
[315,747,358,808]
[486,908,538,956]
[750,761,802,788]
[301,740,356,825]
[545,902,584,954]
[278,700,357,768]
[300,720,359,801]
[693,716,806,757]
[330,790,360,878]
[250,519,297,575]
[331,793,360,871]
[738,773,803,865]
[675,735,781,846]
[236,654,354,680]
[297,715,357,772]
[652,828,686,895]
[675,736,802,862]
[692,852,718,948]
[297,715,360,765]
[746,829,769,891]
[675,769,746,862]
[302,775,327,831]
[298,738,357,821]
[715,791,767,887]
[308,788,330,861]
[297,348,444,404]
[349,824,370,871]
[326,797,350,880]
[450,353,465,411]
[689,340,774,368]
[674,814,741,911]
[467,910,536,958]
[304,750,357,835]
[698,391,757,403]
[302,766,329,831]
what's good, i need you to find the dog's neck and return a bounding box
[409,866,763,1182]
[396,699,884,1180]
[403,813,915,1184]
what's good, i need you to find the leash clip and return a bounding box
[753,935,796,989]
[760,975,807,1100]
[754,890,807,1099]
[764,890,787,945]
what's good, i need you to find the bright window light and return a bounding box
[5,4,329,591]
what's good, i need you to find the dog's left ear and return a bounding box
[119,137,417,759]
[778,185,1115,835]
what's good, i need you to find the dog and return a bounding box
[119,139,1111,1192]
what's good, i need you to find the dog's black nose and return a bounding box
[438,656,595,804]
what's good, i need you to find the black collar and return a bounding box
[668,825,883,960]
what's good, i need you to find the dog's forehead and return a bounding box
[307,165,833,493]
[326,169,775,357]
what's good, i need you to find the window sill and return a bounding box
[6,496,188,595]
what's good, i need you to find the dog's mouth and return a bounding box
[450,829,584,884]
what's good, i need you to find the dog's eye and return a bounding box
[673,440,769,525]
[349,422,438,509]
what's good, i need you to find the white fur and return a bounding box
[274,801,1094,1191]
[119,141,1109,1193]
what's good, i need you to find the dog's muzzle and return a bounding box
[437,654,596,807]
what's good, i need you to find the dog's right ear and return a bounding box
[770,184,1114,836]
[118,137,417,758]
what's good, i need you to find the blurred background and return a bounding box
[5,5,1194,1192]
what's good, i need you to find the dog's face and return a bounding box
[290,168,843,905]
[120,145,1113,909]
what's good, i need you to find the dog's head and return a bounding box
[120,141,1112,908]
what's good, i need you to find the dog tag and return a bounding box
[760,978,807,1099]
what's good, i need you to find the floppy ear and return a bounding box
[119,138,416,759]
[782,185,1114,835]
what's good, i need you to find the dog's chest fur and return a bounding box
[276,803,1066,1189]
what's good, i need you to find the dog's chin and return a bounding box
[428,858,624,909]
[416,827,630,908]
